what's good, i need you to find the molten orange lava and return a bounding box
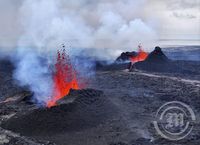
[47,49,79,107]
[130,48,148,63]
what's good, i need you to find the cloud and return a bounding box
[16,0,158,57]
[172,12,197,19]
[166,0,200,10]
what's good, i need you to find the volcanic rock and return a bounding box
[133,46,193,74]
[1,89,117,137]
[96,62,130,71]
[0,59,28,101]
[0,59,15,73]
[116,51,137,62]
[95,50,137,71]
[131,46,172,72]
[101,47,170,71]
[0,127,56,145]
[145,46,169,63]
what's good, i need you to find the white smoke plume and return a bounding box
[18,0,158,58]
[13,48,53,105]
[13,0,158,104]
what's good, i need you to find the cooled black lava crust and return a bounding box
[1,89,117,137]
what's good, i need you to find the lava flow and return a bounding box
[47,49,79,107]
[130,46,148,63]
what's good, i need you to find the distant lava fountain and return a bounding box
[130,45,148,63]
[47,49,79,107]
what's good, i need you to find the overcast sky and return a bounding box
[0,0,199,48]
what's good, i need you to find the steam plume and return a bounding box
[13,48,53,104]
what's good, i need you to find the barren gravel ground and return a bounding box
[1,68,199,145]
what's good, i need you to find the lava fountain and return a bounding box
[47,49,79,107]
[130,45,148,63]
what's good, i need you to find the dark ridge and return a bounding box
[1,89,117,137]
[134,46,198,75]
[0,58,14,73]
[0,59,26,101]
[21,91,35,104]
[145,46,169,63]
[115,51,137,62]
[96,62,130,71]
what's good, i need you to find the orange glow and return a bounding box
[130,48,148,63]
[47,49,79,107]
